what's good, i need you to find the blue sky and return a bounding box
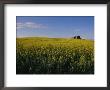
[16,16,94,40]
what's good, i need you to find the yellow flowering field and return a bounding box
[16,37,94,74]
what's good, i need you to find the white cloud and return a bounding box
[16,22,47,30]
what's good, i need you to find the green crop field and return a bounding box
[16,37,94,74]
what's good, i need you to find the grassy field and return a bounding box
[16,37,94,74]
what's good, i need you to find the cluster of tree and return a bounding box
[72,36,82,39]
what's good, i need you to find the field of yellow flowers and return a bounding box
[16,37,94,74]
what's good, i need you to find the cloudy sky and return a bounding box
[16,16,94,40]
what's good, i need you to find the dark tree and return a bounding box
[77,36,81,39]
[74,36,76,39]
[73,36,81,39]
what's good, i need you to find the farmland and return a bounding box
[16,37,94,74]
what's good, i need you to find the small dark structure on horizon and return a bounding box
[73,36,82,39]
